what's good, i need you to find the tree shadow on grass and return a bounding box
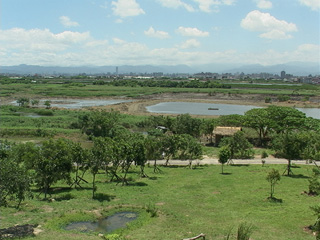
[267,197,283,203]
[220,172,232,175]
[287,174,310,179]
[148,176,158,180]
[93,193,115,202]
[129,181,148,187]
[55,193,75,202]
[230,164,250,167]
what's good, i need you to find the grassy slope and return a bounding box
[1,164,318,240]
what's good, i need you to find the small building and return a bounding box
[213,126,242,146]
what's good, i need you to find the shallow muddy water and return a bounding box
[64,212,138,233]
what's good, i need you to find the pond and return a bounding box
[146,102,320,119]
[64,212,138,233]
[12,99,132,109]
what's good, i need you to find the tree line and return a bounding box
[1,106,319,208]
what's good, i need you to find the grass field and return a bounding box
[1,82,319,99]
[1,164,318,240]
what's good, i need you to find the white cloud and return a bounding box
[241,10,297,39]
[176,27,209,37]
[59,16,79,27]
[111,0,145,18]
[259,29,293,39]
[180,39,201,49]
[193,0,236,12]
[299,0,320,11]
[0,28,90,52]
[0,28,318,67]
[157,0,195,12]
[144,27,170,39]
[255,0,272,9]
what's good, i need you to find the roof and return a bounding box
[213,127,242,136]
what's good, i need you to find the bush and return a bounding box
[309,168,320,195]
[145,203,158,217]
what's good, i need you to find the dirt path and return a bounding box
[147,157,313,166]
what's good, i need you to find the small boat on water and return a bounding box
[208,107,219,110]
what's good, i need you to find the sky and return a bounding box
[0,0,319,67]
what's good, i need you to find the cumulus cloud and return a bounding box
[111,0,145,18]
[299,0,320,11]
[193,0,236,12]
[0,28,90,52]
[176,27,209,37]
[144,27,170,39]
[0,28,318,67]
[59,16,79,27]
[241,10,297,39]
[157,0,195,12]
[255,0,272,9]
[180,39,201,49]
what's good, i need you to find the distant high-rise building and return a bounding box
[116,66,118,75]
[281,71,286,79]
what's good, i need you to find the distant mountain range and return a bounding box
[1,62,319,76]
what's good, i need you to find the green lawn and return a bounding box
[1,164,318,240]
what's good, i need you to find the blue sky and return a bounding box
[1,0,319,67]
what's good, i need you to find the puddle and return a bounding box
[64,212,138,233]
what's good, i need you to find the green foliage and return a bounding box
[236,222,254,240]
[16,97,30,107]
[105,234,123,240]
[78,110,122,139]
[310,205,320,238]
[266,169,281,199]
[261,150,268,159]
[309,168,320,195]
[145,203,158,218]
[264,97,272,103]
[33,138,73,198]
[31,99,40,106]
[217,114,244,127]
[173,114,202,138]
[0,156,32,208]
[44,100,51,109]
[218,146,231,174]
[220,131,254,159]
[277,95,290,102]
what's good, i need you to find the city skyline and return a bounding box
[1,0,319,67]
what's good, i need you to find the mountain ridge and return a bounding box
[1,62,319,76]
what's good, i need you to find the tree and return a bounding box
[218,146,231,174]
[90,137,113,198]
[16,97,30,107]
[244,108,271,146]
[217,114,244,127]
[266,169,281,199]
[0,156,32,208]
[44,100,51,109]
[33,138,73,199]
[174,134,203,169]
[145,135,164,173]
[173,114,202,138]
[31,99,40,107]
[78,110,121,139]
[310,205,320,239]
[266,106,306,134]
[308,168,320,195]
[69,142,90,189]
[272,131,311,176]
[201,119,217,145]
[220,131,254,161]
